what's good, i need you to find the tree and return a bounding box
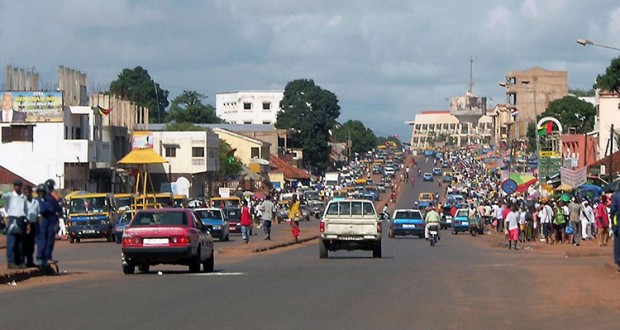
[594,56,620,94]
[218,140,243,179]
[110,66,169,123]
[166,90,222,124]
[526,121,537,153]
[276,79,340,172]
[569,88,595,97]
[539,96,595,133]
[332,120,377,155]
[376,135,402,149]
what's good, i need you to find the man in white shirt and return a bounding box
[2,180,28,269]
[23,185,40,267]
[539,201,554,244]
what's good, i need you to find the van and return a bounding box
[66,193,116,243]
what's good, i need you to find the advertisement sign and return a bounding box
[0,91,63,123]
[560,167,587,188]
[131,131,153,150]
[539,150,561,158]
[449,95,486,116]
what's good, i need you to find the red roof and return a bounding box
[0,166,35,187]
[420,110,450,114]
[269,154,311,180]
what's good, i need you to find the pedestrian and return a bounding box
[23,185,40,268]
[579,200,593,240]
[260,195,275,240]
[288,194,301,242]
[595,195,610,247]
[2,179,28,269]
[553,201,568,244]
[37,180,62,266]
[239,200,252,244]
[504,204,520,250]
[568,198,582,246]
[608,191,620,271]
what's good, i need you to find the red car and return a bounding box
[121,208,214,274]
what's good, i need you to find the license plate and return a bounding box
[230,226,236,230]
[461,222,469,226]
[429,231,438,235]
[83,230,95,234]
[446,219,452,223]
[340,236,363,240]
[402,224,416,228]
[143,238,169,246]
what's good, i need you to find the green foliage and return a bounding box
[526,122,537,153]
[332,120,377,155]
[594,56,620,94]
[276,79,340,172]
[110,66,169,123]
[569,88,595,97]
[218,140,243,178]
[163,122,206,131]
[540,96,595,133]
[436,133,448,142]
[376,136,402,148]
[166,90,222,124]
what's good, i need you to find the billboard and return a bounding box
[449,95,486,116]
[0,91,63,123]
[132,131,154,150]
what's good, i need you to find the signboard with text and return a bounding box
[131,131,154,150]
[0,91,63,123]
[560,167,587,188]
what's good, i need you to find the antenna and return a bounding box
[468,56,475,94]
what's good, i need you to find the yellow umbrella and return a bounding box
[555,183,573,192]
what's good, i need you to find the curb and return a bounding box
[0,267,42,284]
[252,235,319,253]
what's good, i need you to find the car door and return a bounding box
[192,211,212,259]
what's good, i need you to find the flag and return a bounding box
[538,126,547,136]
[538,122,554,136]
[226,148,237,164]
[96,105,113,116]
[546,121,553,135]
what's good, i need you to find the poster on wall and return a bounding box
[449,95,486,116]
[132,131,154,150]
[0,91,63,123]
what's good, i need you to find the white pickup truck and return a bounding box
[319,199,382,259]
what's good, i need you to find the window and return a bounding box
[262,102,271,110]
[243,102,252,110]
[2,125,34,143]
[263,121,271,125]
[251,147,259,158]
[165,147,176,157]
[192,147,204,157]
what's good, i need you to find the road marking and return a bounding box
[188,272,245,276]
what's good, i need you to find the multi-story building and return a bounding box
[501,67,568,138]
[216,91,284,125]
[596,90,620,159]
[406,111,493,150]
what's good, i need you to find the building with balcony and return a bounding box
[406,110,493,150]
[216,91,284,125]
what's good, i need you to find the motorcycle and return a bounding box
[428,224,439,247]
[468,215,484,236]
[379,211,390,221]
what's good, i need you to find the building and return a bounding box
[561,133,598,169]
[596,90,620,159]
[501,67,568,138]
[211,128,270,167]
[406,111,493,150]
[216,91,284,125]
[487,104,514,146]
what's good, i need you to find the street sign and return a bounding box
[501,179,518,195]
[539,151,561,158]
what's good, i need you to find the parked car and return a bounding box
[121,208,214,274]
[194,208,230,241]
[113,211,133,244]
[423,173,433,181]
[389,209,425,239]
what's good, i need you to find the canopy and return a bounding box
[602,180,620,193]
[555,183,573,192]
[559,193,572,202]
[508,173,538,193]
[118,149,168,165]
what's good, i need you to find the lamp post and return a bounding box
[577,38,620,51]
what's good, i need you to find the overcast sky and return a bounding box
[1,0,619,140]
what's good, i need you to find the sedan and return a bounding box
[441,161,449,168]
[222,208,241,233]
[389,209,425,239]
[121,208,214,274]
[432,168,442,176]
[194,207,230,241]
[113,211,132,244]
[423,173,433,181]
[451,209,470,234]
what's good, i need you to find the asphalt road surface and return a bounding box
[1,157,618,329]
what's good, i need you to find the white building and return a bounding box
[596,90,620,159]
[406,110,493,150]
[216,90,284,125]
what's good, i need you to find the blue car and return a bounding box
[423,173,433,181]
[113,211,133,244]
[195,208,230,241]
[451,208,470,234]
[389,209,425,239]
[424,150,434,157]
[432,168,442,176]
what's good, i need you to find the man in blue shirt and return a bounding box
[36,180,62,266]
[610,190,620,272]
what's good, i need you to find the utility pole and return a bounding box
[610,124,614,181]
[468,56,475,94]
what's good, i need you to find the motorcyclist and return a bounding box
[417,169,421,176]
[413,201,418,209]
[424,204,441,240]
[381,203,389,220]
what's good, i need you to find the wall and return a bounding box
[597,91,620,159]
[213,128,270,166]
[216,91,284,125]
[561,134,599,168]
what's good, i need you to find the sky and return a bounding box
[1,0,620,141]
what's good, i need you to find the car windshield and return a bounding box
[325,201,376,216]
[69,197,108,214]
[224,208,241,221]
[212,199,240,208]
[118,213,132,224]
[195,209,222,220]
[131,211,188,226]
[456,209,468,217]
[115,197,132,209]
[420,193,433,200]
[394,211,422,220]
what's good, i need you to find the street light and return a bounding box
[576,38,620,51]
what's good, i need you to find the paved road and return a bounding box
[1,157,618,329]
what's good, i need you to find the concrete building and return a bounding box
[211,128,270,167]
[596,90,620,160]
[561,133,599,169]
[406,111,493,150]
[501,67,568,138]
[216,91,284,125]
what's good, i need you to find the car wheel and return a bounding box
[319,239,328,259]
[106,233,113,242]
[115,235,121,244]
[418,235,424,239]
[69,237,75,244]
[122,263,135,275]
[138,264,150,273]
[76,238,81,243]
[219,235,226,242]
[452,231,457,235]
[224,234,230,241]
[189,249,201,273]
[372,243,382,258]
[203,251,214,273]
[388,229,395,238]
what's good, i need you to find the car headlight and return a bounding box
[213,225,221,230]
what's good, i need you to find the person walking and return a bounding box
[568,198,582,246]
[37,181,62,266]
[539,199,554,244]
[504,204,520,250]
[260,195,275,240]
[609,191,620,272]
[579,200,593,240]
[596,195,610,247]
[288,194,301,243]
[2,180,28,269]
[23,185,40,268]
[239,200,252,244]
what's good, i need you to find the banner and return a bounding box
[560,167,587,188]
[449,95,486,116]
[131,131,153,150]
[539,150,561,158]
[0,91,63,123]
